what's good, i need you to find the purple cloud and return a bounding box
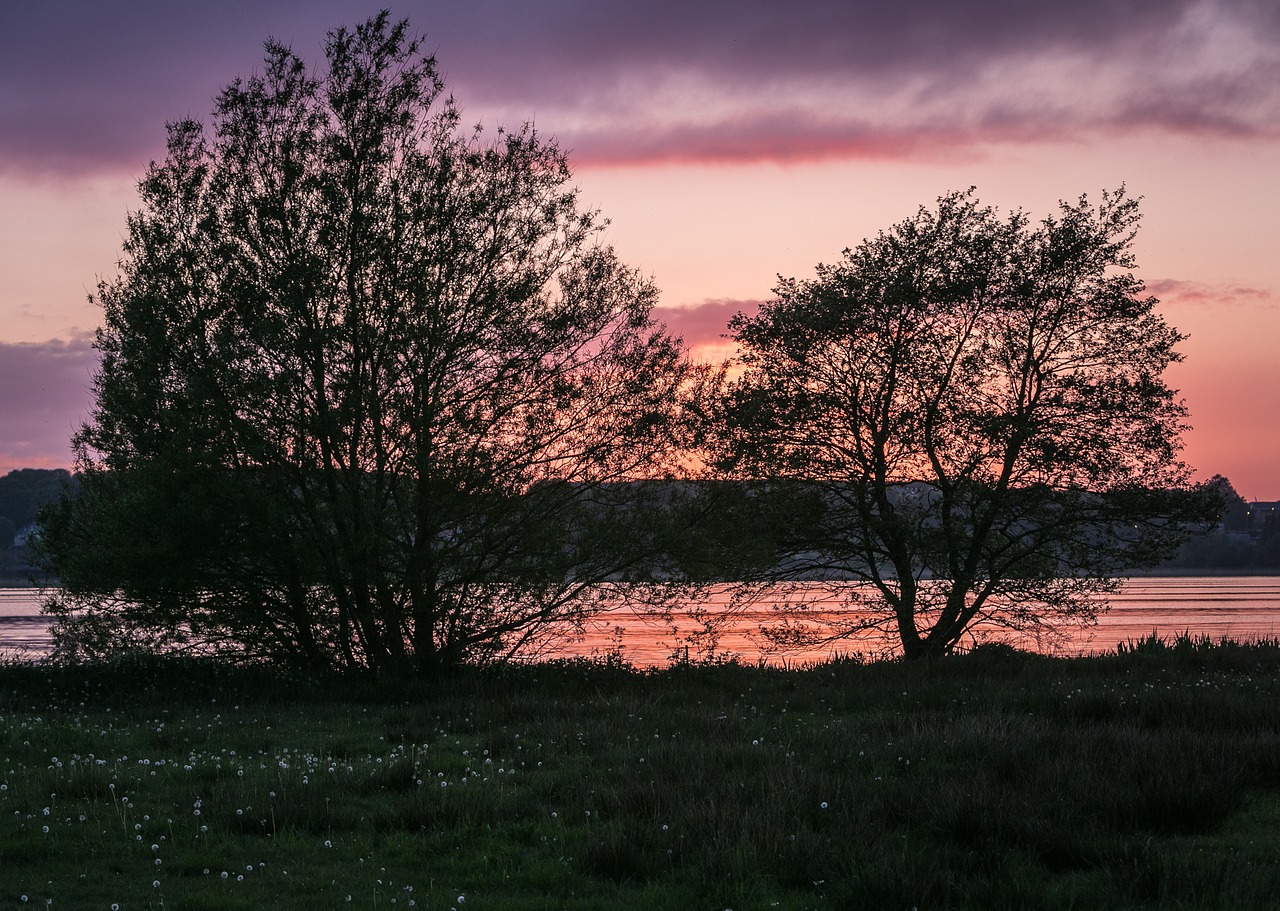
[0,336,97,474]
[3,0,1277,175]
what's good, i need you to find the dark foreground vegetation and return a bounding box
[4,638,1280,909]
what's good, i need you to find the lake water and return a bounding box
[0,588,60,656]
[4,577,1280,666]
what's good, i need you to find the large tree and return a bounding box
[41,14,696,675]
[713,189,1218,658]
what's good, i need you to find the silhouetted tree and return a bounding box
[40,14,697,675]
[712,189,1219,658]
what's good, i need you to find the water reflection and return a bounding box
[4,578,1280,666]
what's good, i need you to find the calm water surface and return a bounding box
[0,588,59,655]
[4,577,1279,665]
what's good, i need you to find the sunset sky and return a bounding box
[1,0,1277,497]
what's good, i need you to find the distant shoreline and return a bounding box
[1127,567,1280,577]
[7,568,1280,588]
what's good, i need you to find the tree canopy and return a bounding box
[40,14,698,675]
[712,188,1219,658]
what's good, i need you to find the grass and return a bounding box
[2,637,1280,909]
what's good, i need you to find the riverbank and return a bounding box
[3,639,1280,909]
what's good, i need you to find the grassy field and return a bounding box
[3,637,1280,910]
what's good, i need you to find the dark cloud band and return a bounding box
[3,0,1277,175]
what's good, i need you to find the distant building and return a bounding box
[1223,501,1280,542]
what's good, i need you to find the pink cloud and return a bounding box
[0,337,97,475]
[1147,279,1276,307]
[654,299,763,353]
[566,117,992,167]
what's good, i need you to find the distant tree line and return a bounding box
[0,469,75,581]
[0,468,74,551]
[0,469,75,548]
[1161,477,1280,570]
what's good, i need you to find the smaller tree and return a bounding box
[713,189,1219,658]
